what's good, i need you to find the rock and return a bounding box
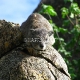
[0,20,23,58]
[0,44,71,80]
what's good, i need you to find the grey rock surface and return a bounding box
[0,20,23,58]
[0,44,71,80]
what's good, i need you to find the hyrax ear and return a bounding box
[48,31,54,36]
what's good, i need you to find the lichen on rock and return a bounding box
[0,20,23,58]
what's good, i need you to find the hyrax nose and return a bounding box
[40,44,44,48]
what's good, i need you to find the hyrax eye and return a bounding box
[48,31,54,36]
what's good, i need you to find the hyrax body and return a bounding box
[20,13,55,50]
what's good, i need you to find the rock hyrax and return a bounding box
[20,13,55,50]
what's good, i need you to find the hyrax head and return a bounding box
[24,28,55,51]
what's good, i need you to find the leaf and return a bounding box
[59,27,68,33]
[63,20,70,26]
[41,4,57,16]
[70,12,74,18]
[73,60,78,65]
[59,38,64,42]
[61,7,69,18]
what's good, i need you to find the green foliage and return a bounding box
[70,3,80,15]
[61,2,80,19]
[40,4,57,16]
[39,2,80,80]
[61,7,69,18]
[64,0,73,3]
